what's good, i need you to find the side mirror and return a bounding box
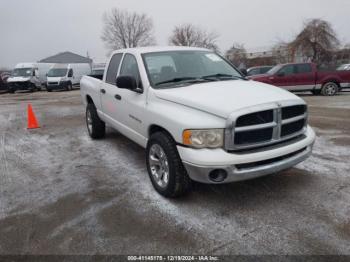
[277,72,285,77]
[33,71,36,77]
[240,69,247,76]
[116,75,140,92]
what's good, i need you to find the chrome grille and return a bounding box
[225,101,307,151]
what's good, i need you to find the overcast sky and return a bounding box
[1,0,349,68]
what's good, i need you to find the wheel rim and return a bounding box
[86,110,93,134]
[324,83,337,95]
[149,144,169,188]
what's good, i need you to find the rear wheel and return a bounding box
[321,82,338,96]
[146,132,192,198]
[86,103,105,139]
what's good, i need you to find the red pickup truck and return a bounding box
[249,62,350,96]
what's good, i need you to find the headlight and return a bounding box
[183,129,224,149]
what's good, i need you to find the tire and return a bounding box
[146,132,192,198]
[66,82,73,91]
[8,89,15,94]
[47,88,52,92]
[311,90,321,95]
[321,82,338,96]
[86,103,105,139]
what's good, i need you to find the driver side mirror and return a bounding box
[116,75,142,93]
[33,71,36,77]
[276,72,285,77]
[240,68,247,76]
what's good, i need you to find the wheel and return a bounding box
[37,86,42,91]
[321,82,338,96]
[47,88,52,92]
[86,103,105,139]
[311,90,321,95]
[8,89,15,94]
[146,132,192,198]
[66,82,73,91]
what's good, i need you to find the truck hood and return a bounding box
[154,80,302,118]
[7,77,30,83]
[47,77,63,82]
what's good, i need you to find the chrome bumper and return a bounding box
[183,145,313,184]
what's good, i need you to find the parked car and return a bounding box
[249,62,350,96]
[337,64,350,71]
[80,46,315,197]
[7,63,53,93]
[246,66,274,76]
[46,63,91,92]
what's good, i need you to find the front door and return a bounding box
[271,64,297,90]
[114,53,147,145]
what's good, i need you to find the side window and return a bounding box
[296,64,312,74]
[120,54,142,88]
[68,69,73,77]
[106,53,123,85]
[278,65,294,76]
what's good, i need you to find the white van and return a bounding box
[7,63,53,93]
[46,63,91,92]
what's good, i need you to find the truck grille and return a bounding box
[225,102,307,151]
[48,82,59,85]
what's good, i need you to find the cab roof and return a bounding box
[111,46,211,56]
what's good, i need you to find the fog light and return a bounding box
[209,169,228,182]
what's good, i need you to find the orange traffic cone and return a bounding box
[27,104,40,129]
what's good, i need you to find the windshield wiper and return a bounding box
[155,77,197,86]
[155,77,215,86]
[201,73,244,80]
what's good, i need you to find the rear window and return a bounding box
[106,53,123,85]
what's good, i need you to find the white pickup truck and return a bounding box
[80,46,316,197]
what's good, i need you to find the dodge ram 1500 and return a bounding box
[80,46,316,197]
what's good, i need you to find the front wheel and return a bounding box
[86,103,105,139]
[146,132,192,198]
[66,82,73,91]
[321,82,338,96]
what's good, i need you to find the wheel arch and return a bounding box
[86,94,94,105]
[148,124,176,142]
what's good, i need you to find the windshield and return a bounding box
[47,68,68,77]
[142,51,243,88]
[12,68,33,77]
[337,64,350,71]
[267,64,283,75]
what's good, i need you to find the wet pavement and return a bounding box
[0,90,349,255]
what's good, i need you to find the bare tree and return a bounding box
[101,9,155,52]
[169,24,219,51]
[225,43,247,68]
[271,42,292,64]
[290,19,340,64]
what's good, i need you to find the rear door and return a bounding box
[271,64,297,90]
[100,53,123,122]
[294,63,315,90]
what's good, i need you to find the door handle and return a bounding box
[114,94,122,100]
[100,89,106,94]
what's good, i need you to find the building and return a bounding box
[39,51,92,65]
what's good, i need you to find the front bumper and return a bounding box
[178,126,316,184]
[8,81,34,91]
[47,81,69,90]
